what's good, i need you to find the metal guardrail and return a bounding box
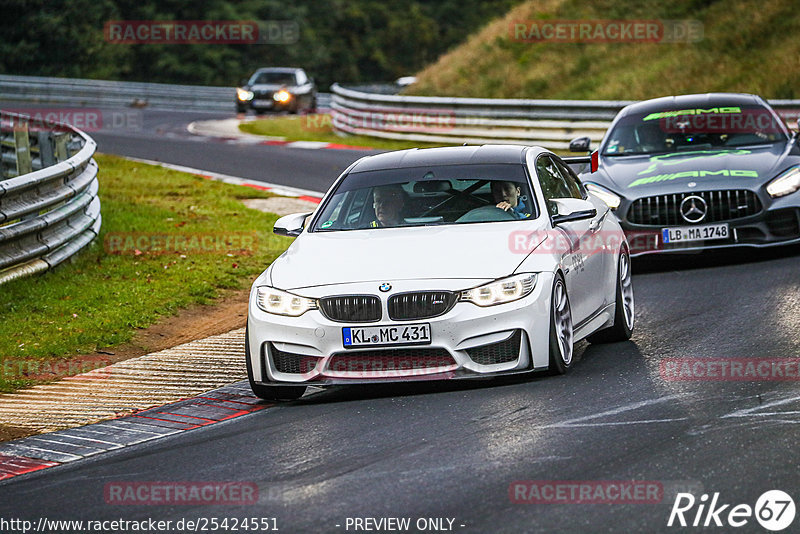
[0,74,332,112]
[331,84,800,150]
[0,111,101,285]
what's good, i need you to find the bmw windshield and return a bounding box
[311,164,538,231]
[249,71,297,85]
[602,105,790,156]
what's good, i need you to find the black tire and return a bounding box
[548,273,574,374]
[236,104,247,114]
[587,249,634,343]
[245,327,307,401]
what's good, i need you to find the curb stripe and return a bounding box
[0,382,272,484]
[0,455,60,480]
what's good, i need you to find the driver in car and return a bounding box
[492,181,530,219]
[370,184,406,227]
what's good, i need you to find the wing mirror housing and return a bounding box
[550,198,597,225]
[569,136,591,153]
[273,212,312,237]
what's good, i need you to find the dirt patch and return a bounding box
[0,424,35,443]
[90,287,250,367]
[0,287,251,444]
[5,287,249,385]
[242,197,318,216]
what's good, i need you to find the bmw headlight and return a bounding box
[236,88,254,101]
[584,182,622,210]
[766,165,800,198]
[256,286,317,316]
[459,273,537,307]
[273,90,292,103]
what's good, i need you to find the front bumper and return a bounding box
[619,199,800,256]
[238,99,292,112]
[246,276,554,386]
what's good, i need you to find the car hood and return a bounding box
[269,221,547,290]
[594,143,792,197]
[249,84,295,92]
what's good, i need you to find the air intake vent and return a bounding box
[319,295,381,323]
[326,348,455,374]
[388,291,457,321]
[466,330,521,365]
[270,344,318,374]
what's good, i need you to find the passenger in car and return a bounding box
[370,184,407,227]
[491,181,531,219]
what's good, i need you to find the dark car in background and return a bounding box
[569,93,800,255]
[236,67,317,114]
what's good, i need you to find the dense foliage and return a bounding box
[409,0,800,99]
[0,0,516,88]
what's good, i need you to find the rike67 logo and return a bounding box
[668,490,796,531]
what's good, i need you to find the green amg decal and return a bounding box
[637,149,751,176]
[642,107,742,121]
[629,169,759,187]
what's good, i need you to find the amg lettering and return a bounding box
[643,107,742,121]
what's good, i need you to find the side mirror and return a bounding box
[550,198,597,225]
[273,212,312,237]
[569,136,591,153]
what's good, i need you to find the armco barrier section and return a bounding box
[0,111,101,285]
[0,74,332,112]
[331,84,800,150]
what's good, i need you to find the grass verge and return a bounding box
[408,0,800,100]
[238,113,452,151]
[0,154,293,393]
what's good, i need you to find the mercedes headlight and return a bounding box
[236,88,254,101]
[256,286,317,316]
[584,182,622,209]
[273,90,292,103]
[459,273,537,307]
[766,165,800,198]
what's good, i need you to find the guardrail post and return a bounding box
[38,131,55,168]
[13,119,32,175]
[53,132,69,162]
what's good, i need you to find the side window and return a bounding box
[342,189,370,227]
[554,159,586,199]
[536,156,573,216]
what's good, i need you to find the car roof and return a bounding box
[351,145,542,172]
[618,93,768,117]
[253,67,303,74]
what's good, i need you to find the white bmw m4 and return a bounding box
[246,145,634,400]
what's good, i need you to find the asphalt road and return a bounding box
[2,104,800,533]
[0,102,372,192]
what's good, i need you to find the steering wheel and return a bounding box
[456,205,517,223]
